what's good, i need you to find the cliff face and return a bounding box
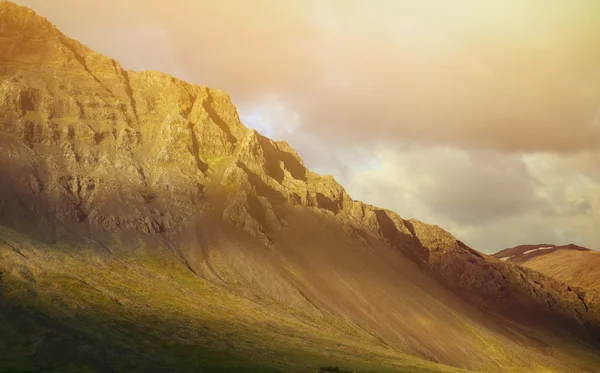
[1,2,600,372]
[0,0,243,236]
[0,0,362,241]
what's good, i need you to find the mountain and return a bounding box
[493,243,591,265]
[1,2,599,372]
[495,244,600,290]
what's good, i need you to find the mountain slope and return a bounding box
[493,243,591,265]
[1,2,600,372]
[495,244,600,291]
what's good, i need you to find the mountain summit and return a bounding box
[1,2,599,372]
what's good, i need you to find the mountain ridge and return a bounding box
[1,2,600,372]
[494,243,592,264]
[494,244,600,292]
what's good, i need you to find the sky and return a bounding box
[13,0,600,253]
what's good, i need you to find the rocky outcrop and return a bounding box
[0,1,248,238]
[0,2,389,248]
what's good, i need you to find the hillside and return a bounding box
[495,244,600,291]
[1,2,600,372]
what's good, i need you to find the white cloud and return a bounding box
[239,97,301,140]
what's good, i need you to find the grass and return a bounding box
[3,225,599,373]
[0,227,461,373]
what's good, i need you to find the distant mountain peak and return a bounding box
[495,243,600,292]
[494,243,591,264]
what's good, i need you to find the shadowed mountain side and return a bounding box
[1,2,600,372]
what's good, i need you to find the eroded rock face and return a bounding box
[0,1,249,237]
[0,0,358,242]
[1,0,599,350]
[0,2,373,246]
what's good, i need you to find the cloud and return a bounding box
[238,96,301,139]
[337,146,600,252]
[337,146,543,224]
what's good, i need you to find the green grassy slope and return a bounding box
[0,227,465,373]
